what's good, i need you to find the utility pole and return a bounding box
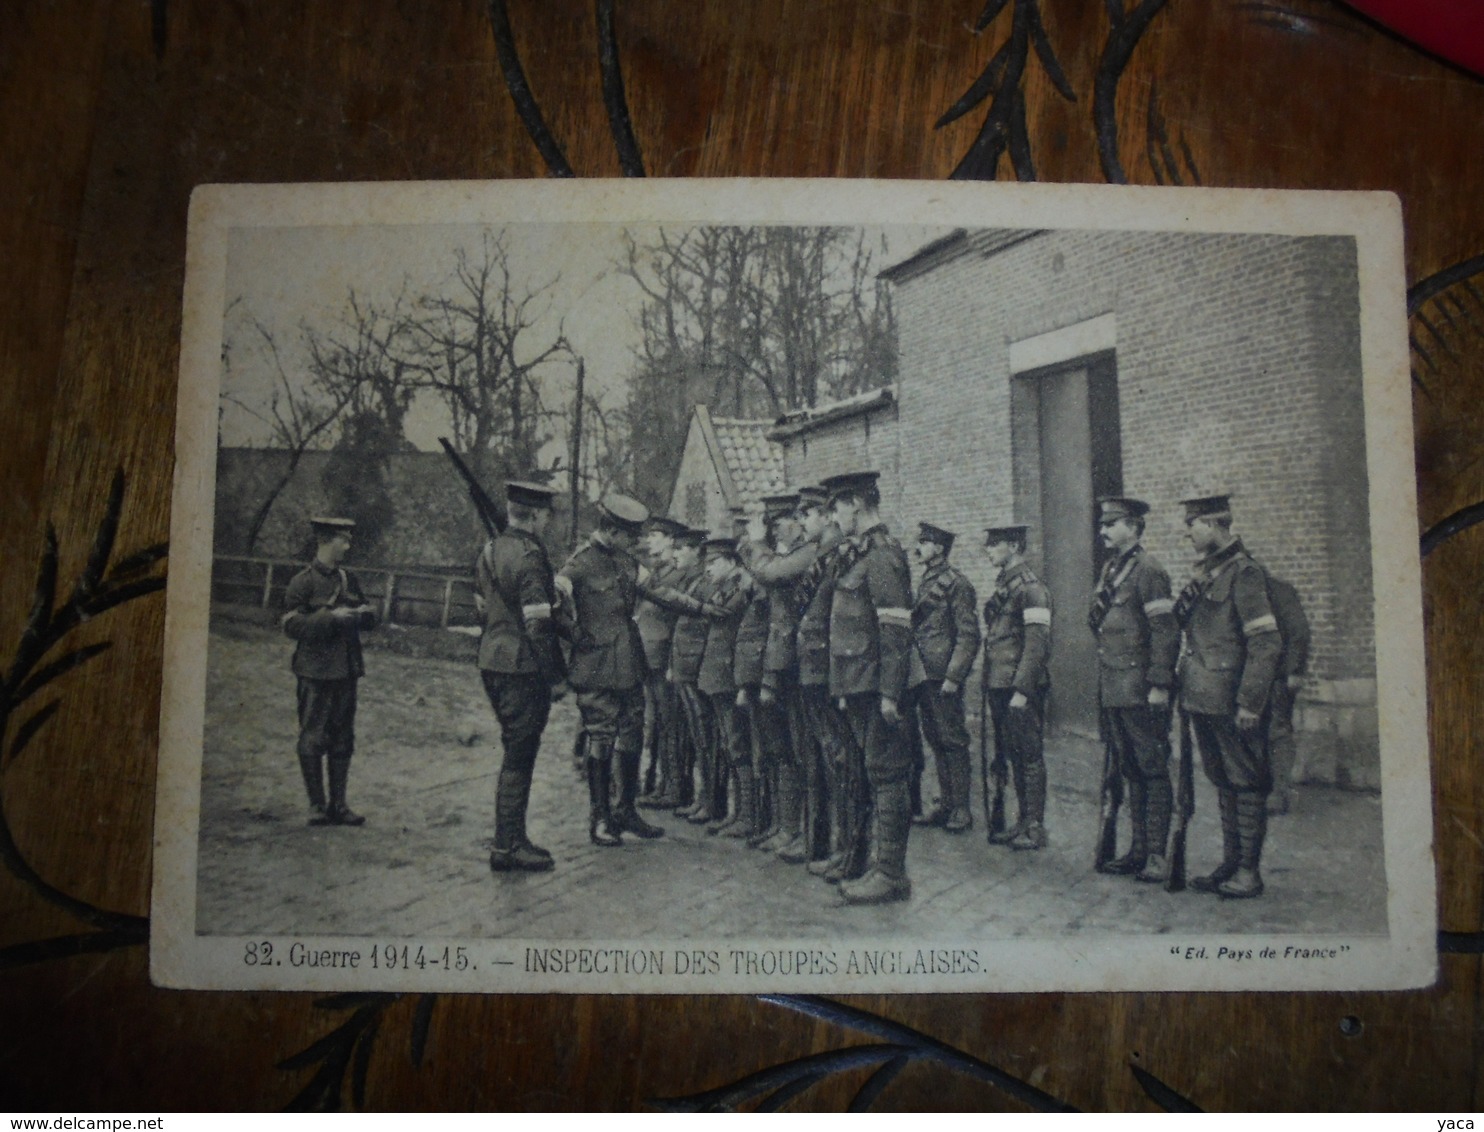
[569,358,584,552]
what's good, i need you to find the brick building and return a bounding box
[706,227,1376,787]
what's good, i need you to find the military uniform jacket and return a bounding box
[1175,540,1282,717]
[282,561,377,680]
[732,577,770,688]
[475,528,562,680]
[699,573,752,696]
[742,537,820,676]
[981,560,1052,695]
[661,567,710,684]
[634,560,683,674]
[557,538,646,692]
[908,561,980,688]
[829,524,914,701]
[1088,544,1178,708]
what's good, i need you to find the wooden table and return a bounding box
[3,0,1482,1110]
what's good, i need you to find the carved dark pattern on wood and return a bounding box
[486,0,577,177]
[0,468,165,971]
[937,0,1076,182]
[1094,0,1168,183]
[596,0,647,177]
[1144,82,1202,186]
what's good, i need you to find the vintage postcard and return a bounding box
[152,179,1434,992]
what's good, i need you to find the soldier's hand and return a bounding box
[1148,686,1170,707]
[1009,691,1028,710]
[735,689,748,708]
[666,671,675,684]
[1236,707,1261,731]
[638,564,651,585]
[838,696,848,711]
[759,687,776,705]
[473,594,487,615]
[330,606,358,621]
[1287,674,1305,692]
[941,679,960,696]
[880,697,901,725]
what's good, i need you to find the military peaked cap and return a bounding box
[643,515,686,537]
[703,536,740,558]
[761,492,800,520]
[675,526,708,547]
[795,485,830,507]
[917,522,956,551]
[983,523,1028,545]
[1180,493,1233,523]
[309,516,356,534]
[598,493,650,532]
[506,479,558,509]
[1097,496,1150,522]
[820,470,880,501]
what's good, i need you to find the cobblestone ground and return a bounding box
[196,625,1388,941]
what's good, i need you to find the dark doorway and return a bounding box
[1014,351,1122,736]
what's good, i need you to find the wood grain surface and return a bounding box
[3,0,1483,1111]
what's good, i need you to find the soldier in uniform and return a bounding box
[732,514,775,841]
[282,517,379,826]
[1089,497,1179,882]
[696,537,754,835]
[740,493,811,858]
[907,522,981,833]
[556,494,665,847]
[635,516,686,809]
[981,523,1053,851]
[823,471,916,906]
[790,487,852,877]
[476,479,566,872]
[1265,573,1310,816]
[1173,494,1282,898]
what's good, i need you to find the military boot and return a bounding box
[775,763,810,861]
[322,757,365,826]
[720,770,757,839]
[1192,790,1241,893]
[1102,779,1148,875]
[1218,793,1266,898]
[988,754,1029,844]
[587,744,623,846]
[612,748,665,839]
[299,750,328,824]
[749,764,782,847]
[840,781,912,905]
[942,747,973,833]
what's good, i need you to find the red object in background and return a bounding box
[1342,0,1484,77]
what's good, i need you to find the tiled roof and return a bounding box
[710,416,787,505]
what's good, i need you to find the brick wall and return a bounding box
[779,404,903,526]
[879,227,1376,784]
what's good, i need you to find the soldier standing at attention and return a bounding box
[731,518,774,842]
[1089,497,1179,882]
[476,480,566,873]
[981,524,1053,851]
[823,471,916,906]
[635,516,686,810]
[908,523,981,834]
[556,494,665,847]
[791,487,851,879]
[740,493,810,859]
[696,537,754,835]
[1173,494,1282,898]
[282,517,378,826]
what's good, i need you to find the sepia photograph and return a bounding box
[152,179,1432,993]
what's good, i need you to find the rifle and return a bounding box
[1094,717,1124,872]
[980,679,1006,838]
[1166,707,1194,892]
[439,437,506,539]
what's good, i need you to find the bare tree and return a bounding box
[222,314,360,553]
[400,230,575,484]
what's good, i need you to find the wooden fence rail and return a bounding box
[212,555,479,630]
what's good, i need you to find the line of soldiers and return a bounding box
[289,471,1305,906]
